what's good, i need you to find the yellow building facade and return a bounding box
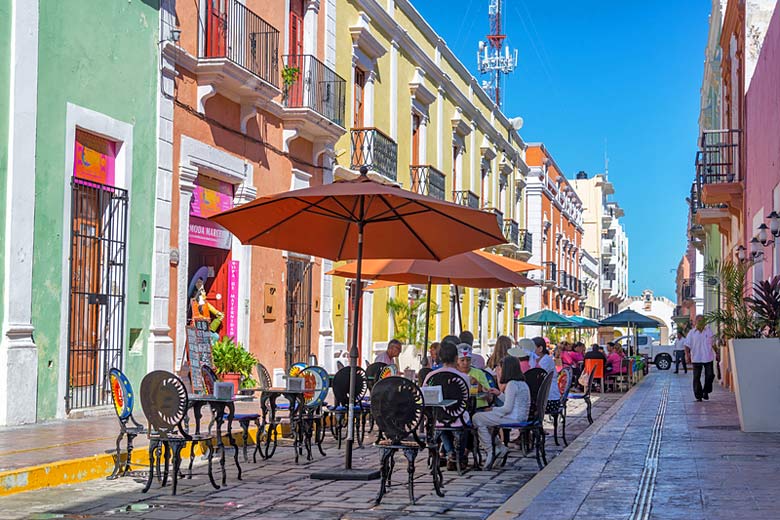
[329,0,531,364]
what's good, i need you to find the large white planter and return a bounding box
[729,338,780,432]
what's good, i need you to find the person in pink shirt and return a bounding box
[560,342,576,367]
[570,342,585,365]
[607,344,627,374]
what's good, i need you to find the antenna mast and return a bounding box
[477,0,518,109]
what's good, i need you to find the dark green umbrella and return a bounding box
[517,309,575,326]
[599,309,661,328]
[566,315,602,328]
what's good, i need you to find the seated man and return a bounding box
[423,339,469,470]
[375,338,402,366]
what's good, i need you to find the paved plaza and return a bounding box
[1,371,778,520]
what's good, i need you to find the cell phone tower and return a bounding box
[476,0,518,109]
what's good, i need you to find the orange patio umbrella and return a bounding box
[327,251,537,352]
[210,169,505,476]
[475,249,542,273]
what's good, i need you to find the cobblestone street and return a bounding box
[0,392,617,520]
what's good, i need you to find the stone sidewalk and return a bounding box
[490,370,780,520]
[0,387,621,519]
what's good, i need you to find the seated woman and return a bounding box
[473,356,530,468]
[607,344,627,374]
[560,342,576,368]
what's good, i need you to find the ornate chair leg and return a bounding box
[206,439,220,490]
[552,413,560,446]
[142,441,158,493]
[403,448,417,504]
[171,441,184,496]
[124,432,137,476]
[240,419,250,462]
[374,448,394,506]
[316,416,327,456]
[533,430,543,470]
[561,408,568,446]
[161,442,171,487]
[107,432,124,480]
[188,440,196,479]
[540,427,548,466]
[585,396,593,424]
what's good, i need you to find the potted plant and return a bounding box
[706,260,780,432]
[281,65,300,102]
[211,336,258,396]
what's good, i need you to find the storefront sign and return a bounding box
[226,260,240,339]
[73,130,116,186]
[189,216,232,250]
[191,177,233,218]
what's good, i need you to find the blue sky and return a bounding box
[414,0,711,300]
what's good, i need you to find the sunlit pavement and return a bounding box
[0,390,620,520]
[491,370,780,520]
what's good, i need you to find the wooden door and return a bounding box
[206,0,228,57]
[353,69,365,128]
[287,0,305,106]
[68,193,101,388]
[411,115,421,192]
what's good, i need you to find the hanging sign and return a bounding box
[73,130,116,186]
[226,260,240,339]
[189,216,232,250]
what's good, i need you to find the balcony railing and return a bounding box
[201,0,279,87]
[283,54,346,127]
[351,127,398,181]
[518,229,532,253]
[410,165,446,200]
[503,219,519,246]
[681,278,696,300]
[543,262,557,283]
[697,129,741,184]
[453,190,479,209]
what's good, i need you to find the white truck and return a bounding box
[613,335,676,370]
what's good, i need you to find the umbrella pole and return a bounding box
[345,220,364,471]
[454,285,463,333]
[422,277,432,367]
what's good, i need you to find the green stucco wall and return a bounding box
[0,0,11,329]
[33,0,159,418]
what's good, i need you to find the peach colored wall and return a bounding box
[745,6,780,283]
[169,1,324,370]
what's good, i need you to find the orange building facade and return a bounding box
[523,144,586,332]
[150,0,345,375]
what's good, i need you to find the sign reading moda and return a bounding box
[189,177,233,250]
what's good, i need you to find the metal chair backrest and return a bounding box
[582,366,596,397]
[524,368,547,402]
[255,363,272,390]
[426,371,469,425]
[365,362,387,390]
[289,362,308,377]
[109,368,135,422]
[584,358,605,380]
[481,368,499,390]
[533,370,556,424]
[300,366,329,408]
[201,365,218,395]
[371,376,424,445]
[558,367,573,405]
[332,365,367,406]
[416,367,432,386]
[140,370,189,439]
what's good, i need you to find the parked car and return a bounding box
[613,334,675,370]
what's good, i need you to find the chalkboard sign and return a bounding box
[186,319,213,393]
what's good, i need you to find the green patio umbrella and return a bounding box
[517,309,575,336]
[599,309,662,356]
[566,315,602,328]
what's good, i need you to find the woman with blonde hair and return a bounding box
[487,335,513,371]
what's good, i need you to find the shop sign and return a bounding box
[191,177,233,218]
[189,216,232,250]
[73,129,116,186]
[226,260,240,339]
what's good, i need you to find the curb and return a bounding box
[487,376,646,520]
[0,424,284,497]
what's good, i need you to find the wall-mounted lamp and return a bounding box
[736,245,746,262]
[750,237,765,260]
[160,28,181,45]
[767,211,780,238]
[758,223,774,247]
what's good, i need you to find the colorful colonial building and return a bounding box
[524,144,585,335]
[328,0,532,362]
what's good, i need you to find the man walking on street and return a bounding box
[673,331,687,374]
[684,316,715,401]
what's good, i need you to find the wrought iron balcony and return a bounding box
[698,129,741,183]
[681,278,696,300]
[283,54,346,127]
[518,229,532,254]
[200,0,279,87]
[351,127,398,181]
[503,219,519,246]
[410,165,446,200]
[453,190,479,209]
[543,262,557,284]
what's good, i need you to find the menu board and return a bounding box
[185,319,213,393]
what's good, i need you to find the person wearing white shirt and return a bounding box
[673,331,687,374]
[374,338,402,366]
[531,337,561,406]
[683,316,715,401]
